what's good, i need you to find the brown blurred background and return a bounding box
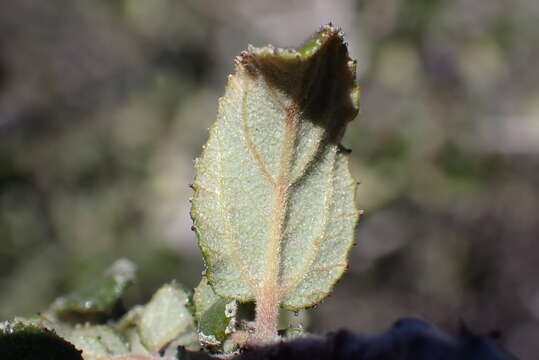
[1,0,538,358]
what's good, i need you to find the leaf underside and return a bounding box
[191,24,360,310]
[0,321,83,360]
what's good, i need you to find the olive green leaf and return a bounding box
[193,276,222,322]
[50,259,137,323]
[197,299,235,346]
[193,277,237,348]
[0,320,83,360]
[115,306,144,335]
[190,24,360,338]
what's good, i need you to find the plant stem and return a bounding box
[254,285,280,342]
[252,106,299,343]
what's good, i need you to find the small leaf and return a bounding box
[198,299,237,346]
[193,276,222,322]
[193,277,237,349]
[124,329,150,355]
[0,320,83,360]
[64,325,129,359]
[138,283,195,353]
[9,315,63,333]
[50,259,137,323]
[281,327,305,338]
[162,332,201,357]
[191,24,360,338]
[278,309,309,334]
[115,306,144,334]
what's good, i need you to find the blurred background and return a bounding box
[1,0,538,358]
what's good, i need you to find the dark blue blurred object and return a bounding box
[238,317,518,360]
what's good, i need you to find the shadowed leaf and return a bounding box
[50,259,137,323]
[0,321,83,360]
[193,277,236,348]
[193,276,222,322]
[190,23,360,322]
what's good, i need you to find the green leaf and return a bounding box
[162,331,201,356]
[138,283,195,353]
[115,305,144,334]
[281,327,305,338]
[198,299,237,346]
[190,23,360,335]
[8,315,63,333]
[124,328,151,355]
[0,320,83,360]
[193,276,222,322]
[193,276,237,349]
[63,325,129,359]
[50,258,137,323]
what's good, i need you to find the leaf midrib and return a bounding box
[281,146,338,297]
[262,104,298,297]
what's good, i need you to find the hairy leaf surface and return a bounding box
[191,24,360,310]
[138,283,195,352]
[64,325,129,358]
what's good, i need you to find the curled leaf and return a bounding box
[50,259,137,323]
[0,320,83,360]
[191,24,360,339]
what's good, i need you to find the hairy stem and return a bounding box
[253,106,298,342]
[254,285,280,342]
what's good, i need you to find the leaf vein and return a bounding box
[241,80,276,187]
[213,121,258,291]
[281,147,337,296]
